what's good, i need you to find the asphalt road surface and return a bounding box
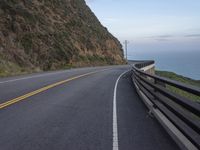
[0,66,179,150]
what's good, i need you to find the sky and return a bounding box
[86,0,200,59]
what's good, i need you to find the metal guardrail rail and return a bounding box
[132,61,200,150]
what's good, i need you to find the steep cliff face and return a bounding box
[0,0,124,76]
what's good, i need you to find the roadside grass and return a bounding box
[156,70,200,102]
[0,58,40,77]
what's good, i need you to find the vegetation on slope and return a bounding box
[0,0,125,77]
[156,70,200,102]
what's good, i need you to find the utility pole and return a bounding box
[124,40,129,61]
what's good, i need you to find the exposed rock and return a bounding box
[0,0,124,76]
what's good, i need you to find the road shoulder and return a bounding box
[116,71,179,150]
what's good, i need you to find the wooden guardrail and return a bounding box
[132,61,200,150]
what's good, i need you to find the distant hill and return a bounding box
[156,70,200,102]
[0,0,125,76]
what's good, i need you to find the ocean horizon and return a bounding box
[129,50,200,80]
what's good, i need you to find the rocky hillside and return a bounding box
[0,0,124,76]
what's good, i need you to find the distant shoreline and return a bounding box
[156,70,200,86]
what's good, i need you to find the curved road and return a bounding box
[0,66,179,150]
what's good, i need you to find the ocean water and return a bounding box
[129,50,200,80]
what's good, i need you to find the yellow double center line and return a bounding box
[0,69,106,109]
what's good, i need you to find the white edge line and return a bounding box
[113,70,130,150]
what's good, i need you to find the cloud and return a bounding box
[184,34,200,37]
[154,35,174,38]
[155,38,171,42]
[146,34,175,42]
[144,33,200,42]
[154,35,175,42]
